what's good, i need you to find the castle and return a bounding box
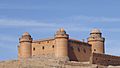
[18,28,120,66]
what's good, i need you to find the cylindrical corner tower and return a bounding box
[18,32,32,59]
[55,28,69,61]
[87,29,105,54]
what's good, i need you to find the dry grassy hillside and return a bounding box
[0,58,119,68]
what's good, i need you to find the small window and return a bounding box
[96,58,97,60]
[39,42,41,44]
[78,48,80,52]
[47,41,49,43]
[71,46,73,50]
[94,49,96,51]
[33,47,35,51]
[52,45,54,48]
[84,49,86,53]
[42,46,44,50]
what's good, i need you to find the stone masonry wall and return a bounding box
[68,39,91,62]
[91,53,120,66]
[32,39,55,57]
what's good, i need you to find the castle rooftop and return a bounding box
[33,37,54,42]
[22,32,30,36]
[91,28,101,33]
[69,38,91,46]
[56,28,66,35]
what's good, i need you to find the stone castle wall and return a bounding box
[30,38,92,62]
[17,28,120,67]
[32,39,55,57]
[68,39,91,62]
[91,53,120,66]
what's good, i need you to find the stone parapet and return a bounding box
[91,53,120,66]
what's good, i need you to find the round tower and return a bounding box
[19,32,32,59]
[87,28,105,54]
[55,28,69,61]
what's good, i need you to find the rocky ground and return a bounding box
[0,57,120,68]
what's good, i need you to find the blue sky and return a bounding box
[0,0,120,60]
